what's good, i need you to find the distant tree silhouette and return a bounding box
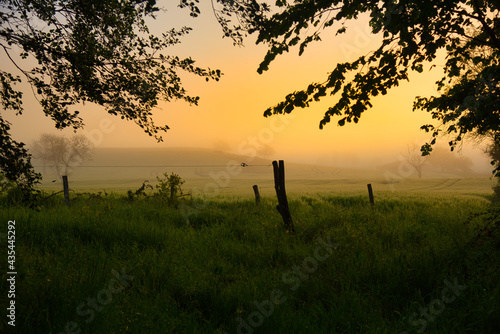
[31,134,94,179]
[403,144,427,178]
[425,146,474,176]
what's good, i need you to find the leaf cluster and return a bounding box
[1,0,221,136]
[0,0,222,193]
[220,0,500,171]
[0,116,41,201]
[181,0,270,46]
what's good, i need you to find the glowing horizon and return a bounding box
[1,2,492,172]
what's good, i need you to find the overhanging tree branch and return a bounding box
[0,0,224,198]
[217,0,499,171]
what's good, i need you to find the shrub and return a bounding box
[155,172,191,208]
[0,173,40,206]
[127,181,153,201]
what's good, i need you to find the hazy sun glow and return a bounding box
[2,2,491,172]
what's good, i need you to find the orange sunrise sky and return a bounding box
[1,2,492,171]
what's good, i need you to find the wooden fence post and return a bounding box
[367,183,374,206]
[62,175,70,206]
[272,160,295,233]
[252,185,260,205]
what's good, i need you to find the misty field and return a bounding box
[1,187,499,333]
[32,147,496,195]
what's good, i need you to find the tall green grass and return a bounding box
[0,191,498,333]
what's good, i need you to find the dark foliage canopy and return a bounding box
[0,0,221,194]
[214,0,500,170]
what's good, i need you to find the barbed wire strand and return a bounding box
[33,164,272,168]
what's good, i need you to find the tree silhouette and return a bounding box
[0,0,221,195]
[31,134,94,179]
[403,144,427,178]
[425,145,474,175]
[212,0,499,170]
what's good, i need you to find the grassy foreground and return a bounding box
[0,191,499,333]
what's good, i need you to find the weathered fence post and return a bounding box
[252,185,260,205]
[367,183,374,206]
[62,175,70,206]
[272,160,295,233]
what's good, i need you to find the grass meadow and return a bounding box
[1,183,499,333]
